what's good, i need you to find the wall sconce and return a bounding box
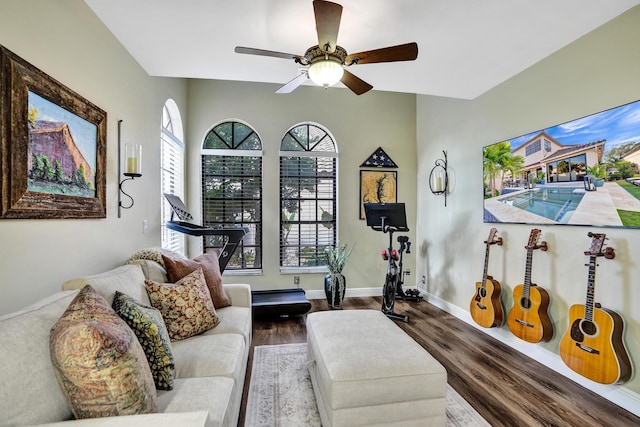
[118,120,142,218]
[429,150,448,206]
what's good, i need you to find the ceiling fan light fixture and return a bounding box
[308,58,344,88]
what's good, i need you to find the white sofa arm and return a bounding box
[223,283,252,307]
[35,411,208,427]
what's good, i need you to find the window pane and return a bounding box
[280,123,336,268]
[201,121,262,271]
[161,102,185,255]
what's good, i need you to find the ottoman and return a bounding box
[306,310,447,427]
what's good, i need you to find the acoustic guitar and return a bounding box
[507,229,553,343]
[470,228,504,328]
[559,232,632,384]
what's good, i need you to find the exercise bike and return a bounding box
[382,235,422,303]
[364,203,416,322]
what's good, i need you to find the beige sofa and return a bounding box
[0,257,252,427]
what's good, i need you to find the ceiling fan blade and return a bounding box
[341,70,373,95]
[276,71,309,94]
[345,42,418,65]
[235,46,305,62]
[313,0,342,53]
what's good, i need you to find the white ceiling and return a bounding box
[84,0,640,99]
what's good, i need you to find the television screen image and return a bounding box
[483,99,640,228]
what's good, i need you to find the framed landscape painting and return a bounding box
[0,45,106,219]
[483,99,640,228]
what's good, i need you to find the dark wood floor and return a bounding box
[239,296,639,427]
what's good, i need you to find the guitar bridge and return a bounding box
[515,318,534,328]
[476,302,487,310]
[575,342,600,354]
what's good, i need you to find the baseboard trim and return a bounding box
[306,287,381,300]
[424,292,640,417]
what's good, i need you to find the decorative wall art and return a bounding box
[483,99,640,228]
[360,146,398,168]
[359,170,397,219]
[0,45,106,219]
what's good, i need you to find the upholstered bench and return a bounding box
[306,310,447,427]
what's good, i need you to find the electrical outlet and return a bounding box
[421,275,426,284]
[294,276,300,285]
[405,268,411,276]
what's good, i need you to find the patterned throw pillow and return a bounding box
[145,268,220,341]
[49,285,157,419]
[162,251,231,309]
[127,247,187,268]
[112,291,175,390]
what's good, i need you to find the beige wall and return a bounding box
[0,0,188,314]
[185,79,417,294]
[417,5,640,399]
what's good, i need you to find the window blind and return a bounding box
[201,154,262,270]
[280,149,337,267]
[161,129,185,254]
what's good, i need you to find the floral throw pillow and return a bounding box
[162,251,231,309]
[145,268,219,341]
[112,291,175,390]
[49,285,157,419]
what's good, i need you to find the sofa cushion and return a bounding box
[171,333,245,379]
[61,264,150,306]
[162,252,231,309]
[50,285,158,419]
[145,268,219,341]
[112,291,175,390]
[128,259,169,283]
[0,290,77,425]
[202,305,252,344]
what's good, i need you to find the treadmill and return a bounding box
[164,193,247,273]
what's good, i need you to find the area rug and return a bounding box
[245,343,490,427]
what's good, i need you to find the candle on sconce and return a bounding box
[126,157,138,174]
[435,175,443,192]
[124,143,142,176]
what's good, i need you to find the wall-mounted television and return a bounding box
[483,99,640,228]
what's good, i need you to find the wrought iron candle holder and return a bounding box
[118,120,142,218]
[429,150,448,206]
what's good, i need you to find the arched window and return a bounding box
[201,121,262,270]
[280,123,337,268]
[161,99,185,254]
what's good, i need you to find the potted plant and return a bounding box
[323,242,355,309]
[587,163,607,187]
[537,171,546,185]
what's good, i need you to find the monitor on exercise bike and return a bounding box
[364,203,409,232]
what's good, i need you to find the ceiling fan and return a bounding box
[235,0,418,95]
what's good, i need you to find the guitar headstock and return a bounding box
[585,232,615,259]
[484,227,503,246]
[525,228,546,251]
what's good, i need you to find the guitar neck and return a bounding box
[523,248,534,297]
[481,243,491,286]
[584,255,597,322]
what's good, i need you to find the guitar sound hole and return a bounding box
[520,297,531,309]
[581,320,597,336]
[479,288,487,298]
